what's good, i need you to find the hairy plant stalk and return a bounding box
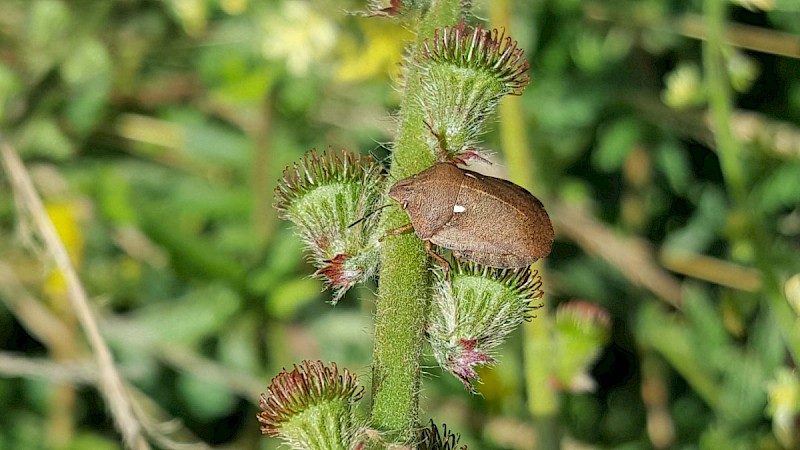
[370,0,464,442]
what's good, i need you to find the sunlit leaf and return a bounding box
[752,162,800,214]
[107,284,242,347]
[655,139,693,195]
[67,433,121,450]
[266,277,322,319]
[593,118,642,172]
[17,118,74,160]
[177,372,237,420]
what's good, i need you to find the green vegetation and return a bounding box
[1,0,799,449]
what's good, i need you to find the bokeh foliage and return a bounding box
[0,0,799,449]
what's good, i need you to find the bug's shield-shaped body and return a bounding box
[389,163,554,268]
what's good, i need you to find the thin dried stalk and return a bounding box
[0,140,150,450]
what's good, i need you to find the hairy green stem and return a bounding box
[369,0,464,442]
[703,0,800,362]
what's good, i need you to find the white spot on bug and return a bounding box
[453,204,466,213]
[464,172,477,179]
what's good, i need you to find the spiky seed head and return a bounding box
[553,301,611,392]
[257,360,365,448]
[556,300,611,340]
[418,420,468,450]
[421,20,530,95]
[275,148,385,302]
[356,0,474,18]
[427,259,543,391]
[413,20,531,162]
[357,0,406,17]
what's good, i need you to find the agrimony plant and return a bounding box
[261,3,559,448]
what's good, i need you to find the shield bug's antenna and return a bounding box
[347,203,392,229]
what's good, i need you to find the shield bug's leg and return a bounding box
[382,222,415,241]
[423,119,490,166]
[458,148,492,165]
[425,240,451,279]
[423,119,451,162]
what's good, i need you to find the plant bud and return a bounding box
[416,20,530,162]
[427,259,543,391]
[553,301,611,392]
[275,148,386,302]
[257,360,365,449]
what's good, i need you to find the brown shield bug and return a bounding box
[386,163,554,273]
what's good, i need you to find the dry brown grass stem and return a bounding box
[0,262,74,348]
[552,202,683,308]
[0,351,98,384]
[0,351,213,450]
[156,344,266,401]
[726,110,800,160]
[585,3,800,59]
[660,248,762,292]
[0,140,151,450]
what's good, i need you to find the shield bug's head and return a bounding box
[388,175,417,209]
[388,164,464,239]
[389,164,462,205]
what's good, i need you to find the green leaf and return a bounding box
[162,109,252,168]
[700,427,754,450]
[572,28,632,74]
[97,167,138,225]
[26,0,72,79]
[593,118,642,172]
[309,310,374,366]
[768,6,800,34]
[17,118,74,160]
[655,139,693,195]
[558,258,612,302]
[60,37,111,86]
[4,411,48,450]
[136,201,247,285]
[177,372,237,420]
[266,276,322,319]
[168,180,252,219]
[106,283,242,347]
[636,303,721,409]
[749,308,785,372]
[717,353,768,425]
[65,80,111,137]
[218,315,261,374]
[248,226,305,295]
[528,78,604,132]
[199,40,278,103]
[752,162,800,214]
[663,185,727,252]
[0,63,23,123]
[684,285,730,361]
[67,433,121,450]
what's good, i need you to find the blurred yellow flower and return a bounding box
[221,0,248,15]
[168,0,208,35]
[336,20,412,83]
[262,1,338,76]
[43,200,85,300]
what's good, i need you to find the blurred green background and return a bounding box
[1,0,799,449]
